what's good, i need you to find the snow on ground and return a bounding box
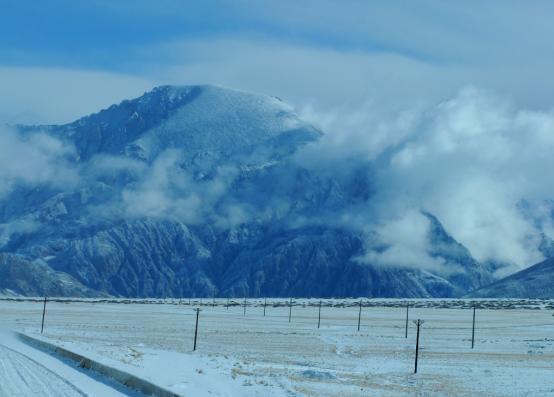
[0,328,139,397]
[0,344,85,397]
[1,298,554,396]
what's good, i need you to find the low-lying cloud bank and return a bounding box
[301,87,554,276]
[0,126,78,199]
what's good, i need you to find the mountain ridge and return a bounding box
[0,85,497,298]
[468,257,554,298]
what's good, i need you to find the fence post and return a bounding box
[193,308,201,351]
[413,319,424,373]
[405,303,409,338]
[317,300,322,329]
[357,299,362,331]
[263,297,267,317]
[243,296,247,316]
[471,304,476,349]
[41,296,47,334]
[288,297,293,323]
[226,297,229,310]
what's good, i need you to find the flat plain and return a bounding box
[1,298,553,396]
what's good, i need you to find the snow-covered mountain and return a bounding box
[468,257,554,298]
[1,85,494,297]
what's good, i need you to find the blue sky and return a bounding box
[1,1,260,70]
[0,1,428,70]
[2,0,554,123]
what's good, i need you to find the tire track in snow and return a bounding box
[0,344,86,397]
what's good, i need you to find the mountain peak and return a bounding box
[33,84,319,162]
[139,84,282,109]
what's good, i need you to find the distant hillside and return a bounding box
[468,258,554,298]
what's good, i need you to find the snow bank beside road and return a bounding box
[0,329,133,396]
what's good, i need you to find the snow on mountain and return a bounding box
[1,85,495,297]
[468,257,554,298]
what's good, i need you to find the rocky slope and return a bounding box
[468,257,554,298]
[0,85,494,297]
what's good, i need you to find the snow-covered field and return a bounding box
[1,298,553,396]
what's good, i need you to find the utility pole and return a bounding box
[471,304,476,349]
[317,300,322,329]
[288,297,293,323]
[193,308,201,351]
[413,319,425,373]
[41,296,47,334]
[357,299,362,331]
[405,303,409,338]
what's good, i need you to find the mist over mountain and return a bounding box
[1,85,552,298]
[468,257,554,298]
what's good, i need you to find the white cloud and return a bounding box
[155,38,458,110]
[88,154,147,177]
[304,87,554,273]
[139,34,554,123]
[233,1,554,69]
[4,2,554,124]
[0,217,39,248]
[361,210,449,274]
[0,126,78,198]
[121,150,242,225]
